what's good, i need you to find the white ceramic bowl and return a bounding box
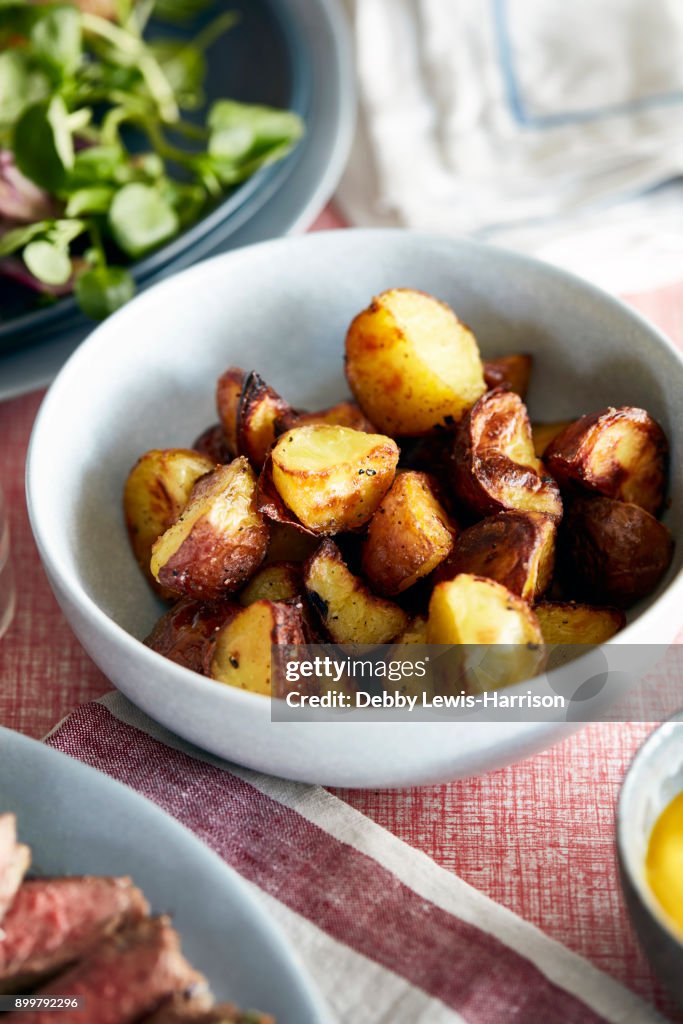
[27,230,683,787]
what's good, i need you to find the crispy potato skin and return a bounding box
[239,562,302,606]
[452,389,563,520]
[561,496,674,607]
[215,367,246,456]
[144,597,237,673]
[192,424,233,464]
[206,599,307,696]
[483,355,533,398]
[345,288,486,435]
[237,371,295,469]
[123,448,215,596]
[435,510,556,601]
[151,458,269,601]
[532,420,574,459]
[276,401,377,434]
[270,424,399,534]
[362,471,456,595]
[304,540,409,643]
[534,601,625,645]
[544,406,668,516]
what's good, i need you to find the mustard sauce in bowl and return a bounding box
[646,790,683,938]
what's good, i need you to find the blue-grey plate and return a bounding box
[0,726,329,1022]
[0,0,313,354]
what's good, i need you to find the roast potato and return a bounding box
[192,424,233,465]
[361,471,456,595]
[544,406,668,515]
[207,599,307,696]
[144,597,237,673]
[239,562,302,606]
[531,420,574,459]
[451,389,563,520]
[561,496,674,607]
[263,522,319,564]
[304,540,409,643]
[151,458,269,600]
[394,615,428,645]
[123,448,215,595]
[276,400,377,434]
[345,288,486,435]
[215,366,246,456]
[270,424,399,534]
[534,601,625,645]
[483,354,533,398]
[428,574,545,691]
[435,510,556,601]
[237,370,295,469]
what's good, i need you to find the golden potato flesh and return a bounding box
[532,420,574,459]
[345,288,486,436]
[277,400,377,434]
[452,389,563,520]
[271,424,399,534]
[362,471,456,595]
[207,599,306,696]
[123,448,215,594]
[561,496,674,608]
[237,370,295,469]
[427,574,545,692]
[151,457,269,600]
[483,354,533,399]
[395,615,428,645]
[436,510,555,601]
[215,366,246,456]
[544,406,668,516]
[304,540,409,644]
[534,601,625,645]
[239,562,302,606]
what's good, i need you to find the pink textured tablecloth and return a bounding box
[1,212,682,1020]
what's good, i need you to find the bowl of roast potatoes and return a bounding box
[27,230,683,785]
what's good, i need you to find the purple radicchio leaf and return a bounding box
[0,150,55,223]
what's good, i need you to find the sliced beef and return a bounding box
[0,815,30,923]
[7,916,208,1024]
[144,996,275,1023]
[0,876,148,993]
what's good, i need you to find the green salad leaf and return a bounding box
[75,265,135,319]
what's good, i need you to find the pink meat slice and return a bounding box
[7,916,208,1024]
[0,815,30,924]
[0,876,148,992]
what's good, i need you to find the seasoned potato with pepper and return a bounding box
[124,448,215,595]
[151,458,269,600]
[237,370,295,469]
[535,601,625,645]
[362,471,456,595]
[207,599,307,695]
[304,540,408,643]
[276,401,376,434]
[532,420,574,459]
[239,562,302,606]
[345,288,486,435]
[435,510,555,601]
[483,354,533,398]
[561,496,674,608]
[215,366,246,456]
[427,574,545,691]
[144,597,237,673]
[544,406,668,515]
[452,389,562,520]
[270,424,399,534]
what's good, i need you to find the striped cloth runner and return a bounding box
[46,692,664,1024]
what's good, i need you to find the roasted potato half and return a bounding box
[207,599,306,696]
[534,601,625,645]
[345,288,486,435]
[276,401,377,434]
[394,615,428,645]
[239,562,302,606]
[270,424,399,534]
[237,370,295,469]
[362,471,456,595]
[483,354,533,398]
[215,366,246,456]
[531,420,574,459]
[192,424,233,465]
[452,389,562,520]
[304,540,409,643]
[144,597,237,674]
[561,496,674,608]
[544,406,668,515]
[427,574,544,692]
[151,457,269,600]
[436,510,556,601]
[124,448,215,595]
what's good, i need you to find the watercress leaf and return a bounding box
[0,221,48,257]
[30,5,82,79]
[0,52,49,126]
[70,145,126,186]
[23,238,72,285]
[208,100,303,163]
[108,182,178,257]
[13,96,74,191]
[47,218,86,247]
[75,265,134,319]
[65,186,114,216]
[150,39,205,107]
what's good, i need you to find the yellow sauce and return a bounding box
[646,790,683,937]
